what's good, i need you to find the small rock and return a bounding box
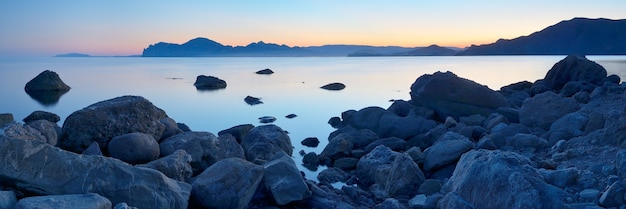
[114,202,139,209]
[423,132,473,171]
[374,198,407,209]
[321,82,346,91]
[107,132,160,164]
[193,75,227,90]
[23,110,60,123]
[301,137,320,147]
[303,152,320,166]
[82,142,103,156]
[256,68,274,75]
[444,116,457,127]
[177,123,191,132]
[285,114,297,119]
[408,194,427,209]
[259,116,277,124]
[546,168,579,188]
[244,96,263,105]
[317,167,349,184]
[404,147,425,164]
[579,189,600,203]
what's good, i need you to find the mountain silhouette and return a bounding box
[458,17,626,55]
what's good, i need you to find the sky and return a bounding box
[1,0,625,56]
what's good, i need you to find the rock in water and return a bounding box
[24,70,71,92]
[59,96,172,153]
[409,71,508,120]
[263,152,311,205]
[256,68,274,75]
[543,55,607,92]
[321,82,346,90]
[191,158,264,209]
[241,125,292,163]
[193,75,227,90]
[13,193,111,209]
[244,96,263,105]
[23,110,61,123]
[0,136,191,209]
[259,116,277,124]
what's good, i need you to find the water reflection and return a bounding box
[25,89,69,107]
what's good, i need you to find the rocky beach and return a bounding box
[1,55,626,209]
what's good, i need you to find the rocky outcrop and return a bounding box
[193,75,227,90]
[0,136,191,209]
[59,95,175,153]
[410,71,508,120]
[24,70,71,92]
[241,125,292,164]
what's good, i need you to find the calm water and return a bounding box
[1,56,625,178]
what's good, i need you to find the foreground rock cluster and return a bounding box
[1,55,625,209]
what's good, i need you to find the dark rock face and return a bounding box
[191,158,263,209]
[0,136,191,209]
[519,91,580,130]
[410,71,508,120]
[138,149,193,182]
[241,125,293,164]
[24,70,71,92]
[443,150,567,209]
[193,75,227,90]
[244,96,263,105]
[59,96,172,153]
[256,69,274,75]
[13,193,111,209]
[23,111,60,123]
[263,152,311,205]
[321,82,346,90]
[258,116,277,124]
[301,137,320,147]
[356,145,398,188]
[543,55,608,92]
[108,132,160,164]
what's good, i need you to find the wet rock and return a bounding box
[410,71,508,120]
[259,116,277,124]
[321,82,346,90]
[0,113,13,127]
[13,193,111,209]
[423,132,473,171]
[356,145,398,188]
[241,125,292,164]
[193,75,226,90]
[218,124,254,143]
[59,96,171,153]
[543,55,607,92]
[138,149,193,182]
[24,70,71,92]
[301,137,320,147]
[519,91,580,130]
[263,152,311,205]
[108,132,160,164]
[23,110,60,123]
[244,96,263,105]
[191,158,263,209]
[0,136,191,208]
[256,68,274,75]
[385,153,425,199]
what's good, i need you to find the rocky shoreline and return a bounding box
[1,55,625,208]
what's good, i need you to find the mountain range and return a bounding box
[141,17,626,57]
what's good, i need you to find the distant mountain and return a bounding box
[55,53,91,57]
[348,45,459,56]
[458,18,626,55]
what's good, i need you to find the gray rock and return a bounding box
[385,153,425,199]
[303,152,320,167]
[408,194,427,209]
[543,55,607,92]
[160,131,244,174]
[356,145,398,188]
[241,125,292,164]
[378,113,437,139]
[374,198,407,209]
[321,82,346,90]
[218,124,254,143]
[320,133,354,162]
[443,150,568,209]
[25,120,59,146]
[256,68,274,75]
[0,113,13,127]
[438,192,475,209]
[364,137,407,153]
[0,122,47,143]
[318,167,349,184]
[343,106,388,133]
[23,110,60,123]
[599,181,625,208]
[191,158,263,209]
[301,137,320,147]
[410,71,508,120]
[419,179,442,195]
[579,189,600,203]
[108,132,160,164]
[193,75,226,90]
[333,157,359,170]
[387,100,414,117]
[404,147,425,164]
[244,95,263,105]
[113,202,138,209]
[0,190,16,209]
[24,70,71,92]
[545,168,579,188]
[60,96,171,153]
[0,136,191,208]
[520,91,580,130]
[423,132,473,171]
[138,149,193,182]
[507,133,548,150]
[259,116,277,124]
[159,117,183,141]
[263,152,311,205]
[82,142,103,156]
[14,193,111,209]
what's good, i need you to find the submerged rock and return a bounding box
[193,75,227,90]
[321,82,346,90]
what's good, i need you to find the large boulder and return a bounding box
[59,96,173,153]
[13,193,111,209]
[443,150,568,209]
[191,158,263,209]
[108,132,160,164]
[24,70,71,92]
[519,91,580,130]
[138,149,193,182]
[263,152,311,205]
[384,153,425,199]
[423,132,473,171]
[0,136,191,209]
[241,125,292,164]
[377,113,437,139]
[410,71,509,120]
[160,131,244,174]
[193,75,227,90]
[356,145,398,188]
[0,122,48,143]
[543,55,607,92]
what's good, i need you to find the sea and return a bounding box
[2,55,626,179]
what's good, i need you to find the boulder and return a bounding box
[387,100,414,117]
[108,132,160,164]
[410,71,508,120]
[423,132,473,171]
[0,136,191,209]
[191,158,263,209]
[138,149,193,182]
[320,82,346,90]
[320,133,354,162]
[241,125,292,164]
[256,68,274,75]
[443,150,568,209]
[24,70,71,92]
[193,75,226,90]
[364,137,407,153]
[543,55,607,92]
[301,137,320,147]
[519,91,580,130]
[24,120,60,146]
[244,95,263,105]
[377,113,437,139]
[0,122,47,143]
[408,194,427,209]
[263,152,311,205]
[545,112,588,144]
[0,190,16,209]
[343,106,389,132]
[317,167,349,184]
[374,198,407,209]
[333,157,359,170]
[13,193,111,209]
[218,124,254,143]
[356,145,398,188]
[59,96,171,153]
[23,110,60,123]
[160,131,244,174]
[579,189,601,203]
[545,168,579,189]
[560,81,597,97]
[384,153,425,199]
[158,117,183,140]
[418,179,442,195]
[0,113,13,127]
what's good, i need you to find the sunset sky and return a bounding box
[1,0,625,56]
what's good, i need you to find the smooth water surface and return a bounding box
[1,56,625,179]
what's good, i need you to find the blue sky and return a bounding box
[1,0,625,56]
